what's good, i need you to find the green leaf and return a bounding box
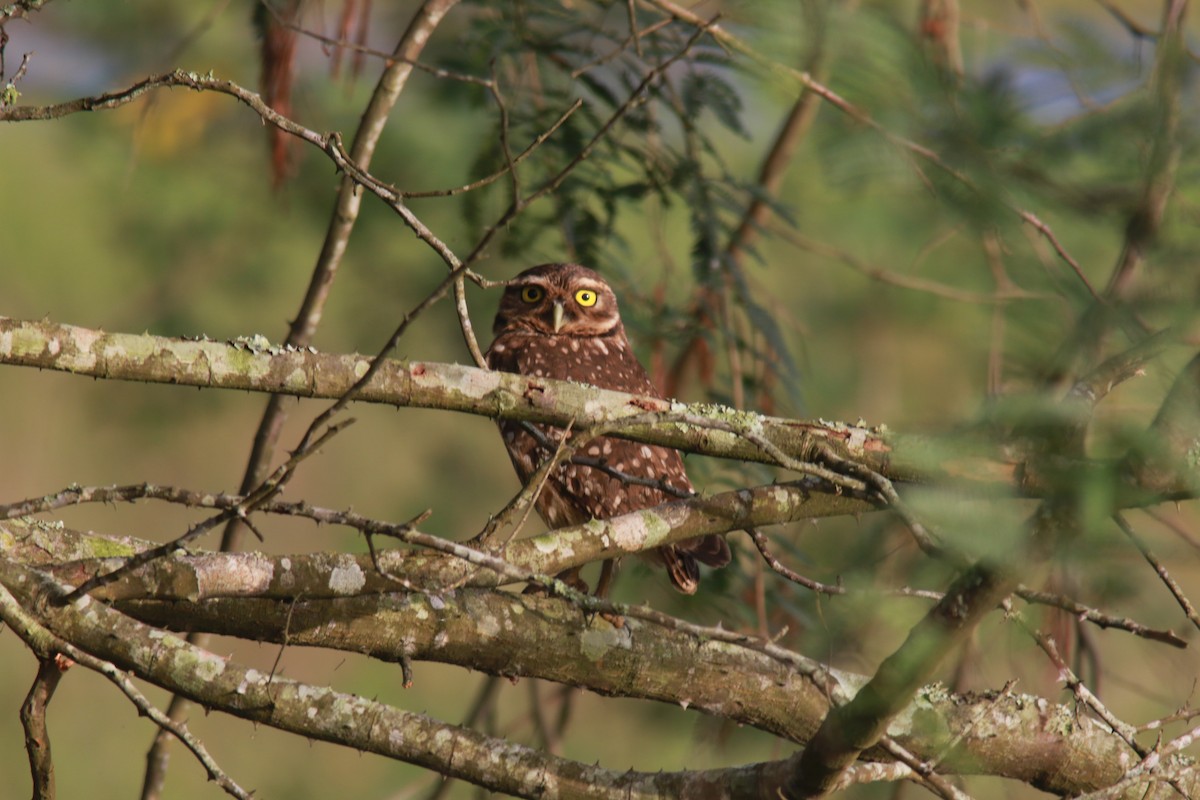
[681,70,750,139]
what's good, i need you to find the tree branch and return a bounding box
[0,557,805,800]
[20,656,63,800]
[0,314,1003,489]
[1,547,1188,798]
[6,316,1200,507]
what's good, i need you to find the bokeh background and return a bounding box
[2,1,1200,797]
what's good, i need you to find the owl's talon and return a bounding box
[601,612,625,629]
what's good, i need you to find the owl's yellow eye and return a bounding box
[520,286,544,303]
[574,289,598,307]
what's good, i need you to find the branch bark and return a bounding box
[0,557,798,800]
[6,316,1200,507]
[20,657,63,800]
[1,540,1190,798]
[0,315,1008,489]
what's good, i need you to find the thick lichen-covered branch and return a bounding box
[1,548,1189,798]
[120,589,1173,796]
[0,315,892,472]
[0,315,1037,495]
[0,556,806,800]
[4,517,1183,648]
[7,316,1200,505]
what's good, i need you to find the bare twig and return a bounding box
[1029,628,1144,754]
[471,421,581,548]
[1114,512,1200,632]
[1028,604,1193,800]
[1014,584,1186,648]
[776,225,1046,305]
[21,656,66,800]
[403,99,582,198]
[1095,0,1160,39]
[875,737,976,800]
[1072,720,1200,800]
[279,16,489,86]
[2,50,32,103]
[1143,506,1200,552]
[748,527,845,596]
[56,421,353,603]
[812,440,952,564]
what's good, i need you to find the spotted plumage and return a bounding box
[485,263,731,594]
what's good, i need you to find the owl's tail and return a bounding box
[661,534,731,594]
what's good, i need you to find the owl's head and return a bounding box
[493,263,622,337]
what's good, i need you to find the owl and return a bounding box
[485,262,731,594]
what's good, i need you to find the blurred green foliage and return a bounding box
[2,1,1200,797]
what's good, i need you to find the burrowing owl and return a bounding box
[485,263,731,594]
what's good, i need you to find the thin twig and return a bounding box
[279,16,490,85]
[472,421,581,548]
[748,528,844,596]
[776,225,1045,305]
[747,521,1184,646]
[57,421,353,603]
[1143,506,1200,552]
[875,737,976,800]
[812,441,953,563]
[1026,620,1198,799]
[1114,512,1200,632]
[1014,584,1186,648]
[402,99,582,198]
[1029,627,1143,754]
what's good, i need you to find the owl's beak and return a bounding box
[552,300,565,333]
